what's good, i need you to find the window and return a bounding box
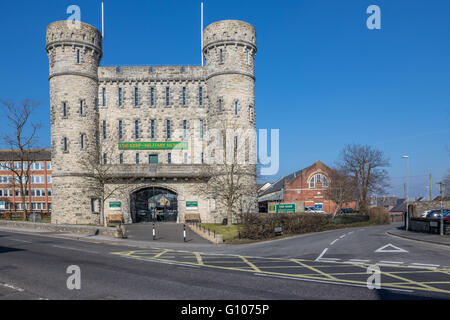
[62,102,67,118]
[80,134,86,149]
[149,154,158,164]
[201,152,204,164]
[102,88,106,107]
[118,120,123,140]
[183,152,188,164]
[234,101,239,116]
[183,120,187,139]
[136,153,140,164]
[119,153,124,164]
[103,121,107,140]
[63,137,68,153]
[47,176,52,183]
[219,48,224,63]
[150,87,155,106]
[168,153,172,164]
[200,120,204,139]
[150,120,156,139]
[218,99,223,113]
[135,87,139,107]
[199,87,203,106]
[103,153,107,165]
[309,174,328,189]
[76,49,80,64]
[80,100,84,116]
[47,189,52,196]
[135,120,140,139]
[166,120,171,139]
[182,87,187,106]
[46,162,51,170]
[166,87,170,106]
[118,87,123,107]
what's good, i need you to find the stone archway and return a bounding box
[130,187,178,223]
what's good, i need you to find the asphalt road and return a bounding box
[0,224,449,300]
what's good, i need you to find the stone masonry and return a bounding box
[46,19,258,225]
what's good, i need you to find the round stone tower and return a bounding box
[46,21,103,225]
[203,20,258,215]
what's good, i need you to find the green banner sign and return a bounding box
[118,142,188,150]
[276,204,296,213]
[186,201,199,208]
[109,202,122,208]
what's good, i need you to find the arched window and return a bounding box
[309,173,329,189]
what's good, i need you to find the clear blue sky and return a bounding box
[0,0,449,198]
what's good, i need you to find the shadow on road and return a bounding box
[376,289,443,300]
[0,246,25,254]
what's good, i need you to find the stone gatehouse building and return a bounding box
[46,19,258,225]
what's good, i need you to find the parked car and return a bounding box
[425,210,450,219]
[340,208,356,214]
[305,207,327,214]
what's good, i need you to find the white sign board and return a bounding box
[0,201,5,210]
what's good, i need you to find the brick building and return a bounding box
[258,161,357,214]
[0,150,52,215]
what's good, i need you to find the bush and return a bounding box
[240,213,328,240]
[368,207,391,225]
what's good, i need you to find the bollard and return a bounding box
[153,223,156,241]
[183,224,187,242]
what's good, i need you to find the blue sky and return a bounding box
[0,0,449,198]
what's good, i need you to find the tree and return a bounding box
[78,143,135,227]
[327,169,358,218]
[444,170,450,198]
[337,144,390,214]
[0,100,42,220]
[197,123,258,226]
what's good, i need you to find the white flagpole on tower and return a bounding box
[102,1,104,39]
[201,2,204,66]
[101,1,104,65]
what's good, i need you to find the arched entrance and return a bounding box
[130,187,178,223]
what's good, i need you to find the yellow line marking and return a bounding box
[154,250,168,258]
[194,252,204,266]
[290,259,338,281]
[239,256,262,273]
[112,251,450,294]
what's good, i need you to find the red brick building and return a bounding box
[258,161,357,214]
[0,150,52,216]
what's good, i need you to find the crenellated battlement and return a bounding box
[98,65,206,82]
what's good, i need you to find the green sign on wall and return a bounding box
[118,142,188,150]
[109,202,122,208]
[276,204,296,213]
[186,201,199,208]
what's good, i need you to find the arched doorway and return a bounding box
[130,187,178,223]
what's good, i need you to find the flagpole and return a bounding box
[201,2,204,66]
[102,1,104,65]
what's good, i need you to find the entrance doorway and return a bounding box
[130,187,178,223]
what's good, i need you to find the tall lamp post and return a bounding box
[436,182,445,236]
[402,156,409,231]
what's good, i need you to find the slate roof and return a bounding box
[390,198,406,213]
[0,149,51,161]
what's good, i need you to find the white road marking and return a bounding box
[318,258,341,261]
[330,239,339,245]
[348,231,354,235]
[339,235,346,239]
[411,263,440,268]
[348,259,371,263]
[52,245,99,254]
[375,244,408,253]
[316,248,329,261]
[8,238,32,244]
[379,261,404,265]
[1,282,25,292]
[254,273,414,293]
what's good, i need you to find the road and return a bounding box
[0,223,449,300]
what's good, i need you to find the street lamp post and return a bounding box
[402,156,409,231]
[436,182,445,236]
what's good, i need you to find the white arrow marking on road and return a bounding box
[375,244,408,253]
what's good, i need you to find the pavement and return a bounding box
[0,222,449,300]
[387,227,450,246]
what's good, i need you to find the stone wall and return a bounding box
[408,201,450,218]
[0,220,116,237]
